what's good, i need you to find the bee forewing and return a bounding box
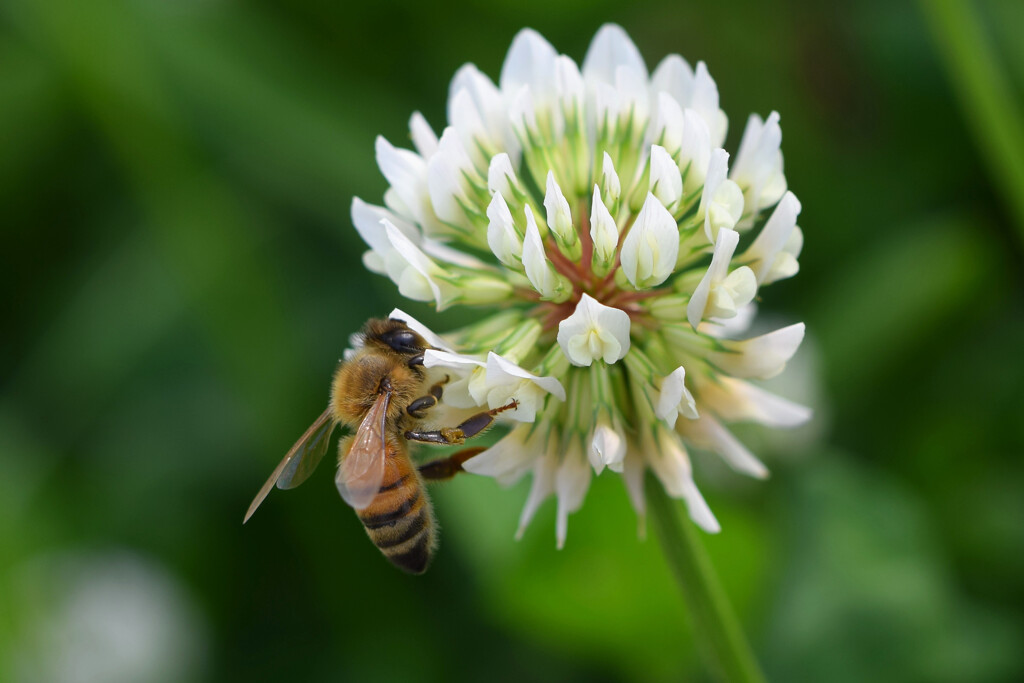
[336,392,389,510]
[243,408,335,523]
[277,414,336,490]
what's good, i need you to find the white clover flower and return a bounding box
[730,111,787,228]
[352,24,810,544]
[687,228,757,329]
[655,365,699,429]
[556,293,631,367]
[620,193,679,289]
[590,413,626,474]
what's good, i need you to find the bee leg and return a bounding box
[404,399,518,445]
[405,376,449,418]
[418,447,486,481]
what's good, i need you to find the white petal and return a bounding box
[620,193,679,288]
[687,227,740,330]
[544,171,574,244]
[351,197,417,255]
[732,113,770,183]
[679,109,712,190]
[583,24,648,85]
[698,376,812,427]
[463,425,535,483]
[646,430,690,498]
[556,293,632,367]
[382,220,446,306]
[649,144,683,208]
[709,180,744,238]
[516,447,558,539]
[388,309,453,352]
[704,302,758,339]
[680,479,720,533]
[554,54,584,111]
[589,185,618,266]
[362,250,385,274]
[500,29,558,102]
[486,192,522,266]
[699,148,740,242]
[382,187,411,221]
[448,64,512,154]
[486,352,567,401]
[758,224,803,286]
[744,191,801,284]
[730,111,786,220]
[600,152,621,206]
[764,252,799,285]
[521,204,558,298]
[647,431,720,532]
[590,421,626,473]
[394,269,435,304]
[709,266,756,318]
[376,135,425,194]
[422,349,485,408]
[700,149,727,219]
[445,373,485,409]
[651,91,685,150]
[650,56,726,147]
[690,62,727,147]
[709,323,805,379]
[593,80,621,127]
[787,225,804,259]
[487,153,520,197]
[655,366,698,427]
[508,84,538,137]
[650,54,694,112]
[425,128,475,228]
[375,136,431,227]
[614,64,650,127]
[448,87,489,166]
[681,415,768,479]
[408,112,438,157]
[555,442,591,549]
[420,238,491,270]
[422,348,485,372]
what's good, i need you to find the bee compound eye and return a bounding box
[384,329,420,353]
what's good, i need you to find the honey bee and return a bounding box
[244,317,517,574]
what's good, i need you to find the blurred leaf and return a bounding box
[0,38,66,203]
[985,0,1024,89]
[764,453,1024,682]
[810,213,995,406]
[920,0,1024,244]
[20,0,306,434]
[8,234,183,439]
[136,6,383,229]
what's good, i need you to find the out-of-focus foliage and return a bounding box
[2,0,1022,681]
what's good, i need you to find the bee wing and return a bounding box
[243,408,336,523]
[336,391,390,510]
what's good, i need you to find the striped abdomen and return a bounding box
[356,439,436,574]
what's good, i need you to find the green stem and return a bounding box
[646,474,765,683]
[920,0,1024,245]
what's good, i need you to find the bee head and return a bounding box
[362,318,429,356]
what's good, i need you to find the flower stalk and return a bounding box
[646,473,765,683]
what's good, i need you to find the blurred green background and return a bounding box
[2,0,1023,681]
